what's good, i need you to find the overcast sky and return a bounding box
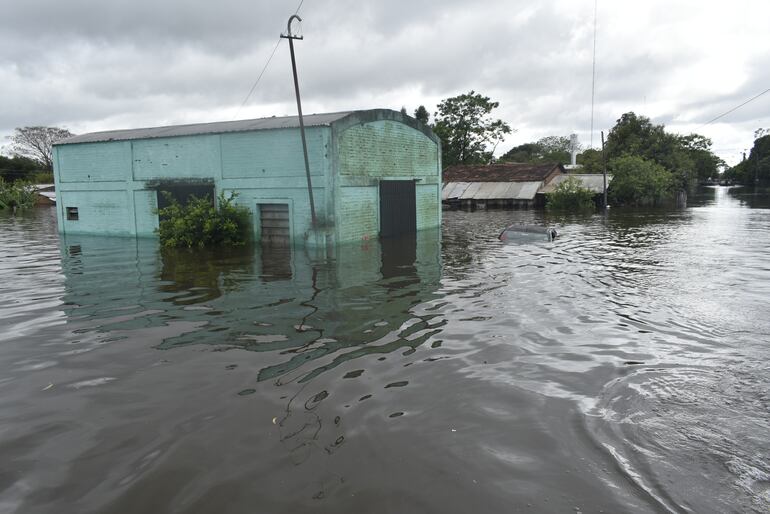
[1,0,768,165]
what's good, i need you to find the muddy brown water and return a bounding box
[1,186,768,513]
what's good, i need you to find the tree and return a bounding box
[536,136,573,163]
[9,126,74,171]
[400,106,408,116]
[604,112,722,189]
[0,154,41,182]
[546,176,595,211]
[608,155,674,206]
[500,135,574,164]
[432,91,512,167]
[576,148,604,173]
[500,142,540,163]
[726,134,770,184]
[679,134,723,182]
[414,105,430,125]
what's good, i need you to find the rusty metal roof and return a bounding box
[56,111,355,145]
[442,181,543,201]
[442,163,564,183]
[539,173,613,194]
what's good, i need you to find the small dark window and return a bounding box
[66,207,79,220]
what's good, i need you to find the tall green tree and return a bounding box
[432,91,512,167]
[605,112,721,189]
[414,105,430,125]
[9,126,74,171]
[679,134,723,182]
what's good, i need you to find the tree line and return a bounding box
[405,92,727,206]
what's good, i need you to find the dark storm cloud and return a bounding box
[0,0,285,52]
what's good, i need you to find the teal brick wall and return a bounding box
[416,183,440,230]
[132,135,222,180]
[57,142,131,182]
[336,186,379,241]
[58,190,132,235]
[338,120,437,178]
[332,114,441,243]
[221,129,326,179]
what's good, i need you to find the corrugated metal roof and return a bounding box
[441,182,472,200]
[443,163,563,182]
[442,181,543,200]
[539,174,613,194]
[56,111,355,145]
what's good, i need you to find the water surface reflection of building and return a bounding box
[60,230,442,384]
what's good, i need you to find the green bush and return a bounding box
[608,155,675,206]
[31,171,55,184]
[0,179,37,210]
[156,191,252,248]
[546,176,596,211]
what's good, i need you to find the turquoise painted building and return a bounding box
[53,109,441,245]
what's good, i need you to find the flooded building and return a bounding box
[52,109,441,245]
[442,163,565,209]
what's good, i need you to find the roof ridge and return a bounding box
[56,110,357,145]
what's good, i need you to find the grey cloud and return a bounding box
[1,0,769,166]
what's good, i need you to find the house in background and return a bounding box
[441,163,565,209]
[537,173,613,205]
[34,184,56,205]
[52,109,442,246]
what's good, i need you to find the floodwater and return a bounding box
[1,186,768,513]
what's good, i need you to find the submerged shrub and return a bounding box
[0,179,37,210]
[546,176,596,211]
[156,192,251,248]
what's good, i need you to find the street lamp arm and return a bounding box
[287,14,302,38]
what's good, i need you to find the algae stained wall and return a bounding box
[333,116,441,243]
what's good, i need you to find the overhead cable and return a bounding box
[233,0,305,120]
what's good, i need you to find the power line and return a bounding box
[233,0,305,120]
[697,87,770,129]
[589,0,598,149]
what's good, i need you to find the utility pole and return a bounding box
[601,130,607,210]
[281,15,316,226]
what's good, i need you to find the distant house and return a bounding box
[34,184,56,205]
[53,109,442,245]
[442,163,566,209]
[538,173,613,201]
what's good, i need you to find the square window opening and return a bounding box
[66,207,79,221]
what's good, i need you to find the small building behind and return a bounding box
[34,184,56,205]
[53,109,442,246]
[442,163,565,209]
[538,173,613,198]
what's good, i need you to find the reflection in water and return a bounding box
[2,188,770,513]
[260,244,293,282]
[727,184,770,209]
[58,231,442,388]
[159,245,257,304]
